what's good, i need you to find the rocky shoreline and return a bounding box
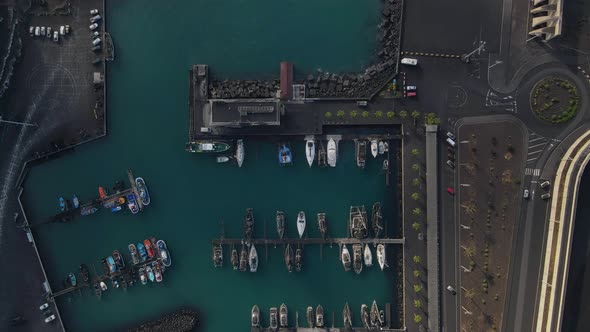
[207,0,403,100]
[127,308,199,332]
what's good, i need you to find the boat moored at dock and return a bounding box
[327,139,337,167]
[231,246,239,270]
[305,138,315,167]
[139,266,147,285]
[278,143,293,166]
[216,156,230,163]
[236,139,245,168]
[129,244,140,265]
[99,281,107,291]
[72,195,79,209]
[372,202,383,238]
[341,244,351,272]
[249,244,258,272]
[316,305,324,328]
[144,239,154,258]
[185,141,231,153]
[279,303,288,327]
[306,306,314,328]
[285,244,294,273]
[355,139,367,169]
[98,186,107,199]
[352,243,363,274]
[295,247,303,272]
[93,283,102,299]
[106,256,116,273]
[154,262,163,282]
[297,211,306,238]
[157,240,172,267]
[135,177,150,206]
[59,197,65,212]
[137,242,148,262]
[317,212,327,240]
[371,139,378,158]
[377,243,386,271]
[343,302,352,328]
[80,206,98,216]
[269,307,278,330]
[361,304,370,328]
[364,244,373,267]
[239,244,248,272]
[244,208,254,246]
[66,272,77,287]
[317,140,327,167]
[350,205,369,239]
[213,244,223,268]
[80,264,90,283]
[370,300,381,327]
[127,194,139,214]
[276,211,285,239]
[251,305,260,328]
[113,250,125,269]
[146,265,155,282]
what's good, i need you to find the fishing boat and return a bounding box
[107,256,117,273]
[154,262,163,283]
[317,213,328,240]
[146,265,155,282]
[317,140,327,167]
[80,264,90,283]
[243,208,254,246]
[297,211,306,238]
[66,272,77,287]
[72,195,80,209]
[364,244,373,267]
[372,202,384,238]
[278,143,293,166]
[105,32,115,61]
[327,138,337,167]
[306,306,315,328]
[150,237,158,255]
[251,305,260,328]
[212,244,223,268]
[111,206,122,213]
[231,246,239,271]
[137,242,148,262]
[99,281,108,291]
[185,141,231,153]
[371,139,379,158]
[129,244,140,265]
[93,282,102,299]
[157,240,171,267]
[98,186,107,199]
[216,156,230,163]
[276,211,285,239]
[305,138,315,167]
[341,244,351,271]
[59,197,65,212]
[249,244,258,272]
[284,244,294,273]
[101,258,110,275]
[350,205,369,239]
[355,139,367,169]
[343,302,352,328]
[316,305,324,328]
[135,177,150,206]
[139,266,147,285]
[127,194,139,214]
[236,139,245,168]
[378,141,385,155]
[279,303,288,327]
[80,206,98,216]
[239,244,248,272]
[353,243,363,274]
[377,243,386,271]
[144,239,154,258]
[295,247,303,272]
[361,304,370,328]
[269,307,278,331]
[370,300,380,327]
[113,250,125,269]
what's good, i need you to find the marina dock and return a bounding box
[212,237,404,246]
[252,328,405,332]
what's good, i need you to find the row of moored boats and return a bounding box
[341,243,387,274]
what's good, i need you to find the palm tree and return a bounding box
[350,110,358,118]
[399,110,408,119]
[461,200,477,216]
[414,299,422,308]
[414,314,422,324]
[412,222,420,231]
[411,148,420,156]
[412,255,421,264]
[375,110,384,118]
[413,270,420,278]
[386,111,395,119]
[412,207,422,216]
[413,284,422,293]
[411,192,420,201]
[412,178,421,187]
[411,110,420,119]
[411,163,420,172]
[336,110,345,118]
[464,288,475,299]
[324,111,333,119]
[361,111,369,118]
[462,244,475,258]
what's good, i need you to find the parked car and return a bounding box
[46,27,52,38]
[90,9,99,15]
[401,57,418,66]
[447,187,455,195]
[89,23,98,31]
[39,303,49,310]
[91,31,100,39]
[446,138,456,147]
[540,180,551,189]
[523,189,529,199]
[406,85,417,91]
[541,193,551,200]
[90,15,102,23]
[35,26,40,36]
[53,31,59,42]
[446,160,455,169]
[65,25,70,34]
[40,27,45,36]
[29,26,34,36]
[44,315,55,323]
[447,132,455,140]
[92,44,102,52]
[446,285,456,295]
[92,38,101,46]
[59,25,65,35]
[406,91,417,97]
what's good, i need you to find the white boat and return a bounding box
[364,244,373,267]
[216,156,230,163]
[378,141,385,155]
[305,139,315,167]
[99,281,107,291]
[341,244,351,271]
[327,139,337,167]
[236,139,245,168]
[249,244,258,272]
[377,244,386,271]
[371,139,378,158]
[297,211,306,238]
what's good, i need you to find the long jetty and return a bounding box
[212,237,404,246]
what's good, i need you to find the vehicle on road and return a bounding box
[541,193,551,200]
[44,315,55,323]
[540,180,550,189]
[53,31,59,42]
[406,85,416,91]
[60,26,65,35]
[523,189,529,199]
[90,15,102,23]
[92,44,101,52]
[46,27,51,38]
[447,285,456,295]
[90,9,99,15]
[447,187,455,195]
[406,91,417,97]
[446,138,456,147]
[92,38,101,46]
[29,26,34,36]
[446,132,455,140]
[89,23,98,30]
[40,27,45,36]
[446,160,455,169]
[35,26,40,36]
[39,303,49,310]
[401,57,418,66]
[447,153,455,161]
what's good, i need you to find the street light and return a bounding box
[0,114,38,128]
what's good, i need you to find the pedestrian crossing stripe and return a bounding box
[525,168,541,176]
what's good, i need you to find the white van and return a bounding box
[446,137,456,147]
[92,38,101,46]
[401,58,418,66]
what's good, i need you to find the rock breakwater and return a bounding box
[127,308,199,332]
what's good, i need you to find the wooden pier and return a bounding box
[212,237,404,246]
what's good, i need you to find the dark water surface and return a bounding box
[21,1,402,331]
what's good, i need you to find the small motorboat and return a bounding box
[113,250,125,269]
[59,197,65,212]
[317,213,328,240]
[98,186,107,199]
[305,138,315,167]
[269,307,278,331]
[139,266,147,285]
[378,141,385,155]
[154,262,163,283]
[146,265,155,282]
[249,244,258,272]
[280,303,288,327]
[355,139,367,169]
[137,242,148,262]
[295,247,303,272]
[213,244,223,268]
[106,256,117,273]
[285,244,294,273]
[327,138,337,167]
[316,305,324,328]
[157,240,172,267]
[129,244,140,265]
[371,139,378,158]
[112,278,120,289]
[276,211,285,239]
[278,143,293,166]
[377,243,386,271]
[144,239,154,258]
[383,141,389,153]
[101,257,110,275]
[306,306,315,328]
[231,246,239,271]
[239,244,248,272]
[99,281,107,291]
[66,272,77,287]
[297,211,306,238]
[135,177,150,206]
[127,194,139,214]
[361,304,370,328]
[383,159,389,171]
[120,275,128,290]
[111,206,122,213]
[343,302,352,328]
[341,244,351,272]
[251,305,260,328]
[216,156,230,163]
[236,139,245,168]
[353,243,363,274]
[72,195,80,209]
[364,244,373,267]
[80,206,98,216]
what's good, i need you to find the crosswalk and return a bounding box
[525,168,541,176]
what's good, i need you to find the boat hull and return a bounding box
[135,177,150,206]
[306,140,315,167]
[249,245,258,272]
[327,139,337,167]
[236,139,245,168]
[297,211,306,238]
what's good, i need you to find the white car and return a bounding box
[44,315,55,323]
[401,57,418,66]
[446,132,455,140]
[90,15,102,23]
[53,31,59,42]
[406,85,417,91]
[46,27,52,38]
[34,26,40,36]
[447,285,456,294]
[523,189,529,199]
[39,303,49,310]
[89,23,98,31]
[92,38,101,46]
[91,31,100,39]
[59,25,65,35]
[40,27,46,36]
[90,9,99,15]
[29,26,34,36]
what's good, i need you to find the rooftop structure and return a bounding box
[207,99,282,127]
[280,61,293,100]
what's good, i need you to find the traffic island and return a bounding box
[531,77,580,124]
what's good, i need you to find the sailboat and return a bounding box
[285,244,294,272]
[297,211,306,238]
[317,213,328,240]
[350,205,369,239]
[239,244,248,272]
[361,304,370,328]
[364,244,373,267]
[355,139,367,169]
[306,138,315,167]
[372,202,384,238]
[280,303,288,327]
[371,139,378,158]
[317,140,327,167]
[370,300,380,327]
[353,243,363,274]
[231,245,239,271]
[306,306,315,328]
[316,305,324,328]
[276,211,285,239]
[343,302,352,328]
[295,247,303,272]
[377,244,386,271]
[236,139,245,168]
[341,244,351,271]
[249,244,258,272]
[327,138,337,167]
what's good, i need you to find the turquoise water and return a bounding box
[22,1,401,331]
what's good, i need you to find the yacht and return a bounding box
[236,139,245,168]
[279,303,288,327]
[371,139,379,158]
[370,300,380,327]
[276,211,285,239]
[284,244,294,273]
[316,305,324,328]
[378,141,385,155]
[269,307,278,331]
[317,212,328,240]
[249,244,258,272]
[355,139,367,169]
[364,244,373,267]
[231,246,239,271]
[341,244,351,271]
[327,138,337,167]
[239,244,248,272]
[306,306,315,328]
[251,305,260,328]
[353,243,363,274]
[377,243,386,271]
[350,205,369,239]
[212,244,223,268]
[297,211,306,238]
[305,138,315,167]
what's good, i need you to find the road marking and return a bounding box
[528,150,543,156]
[529,143,546,149]
[525,168,541,176]
[530,137,544,142]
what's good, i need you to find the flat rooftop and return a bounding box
[209,99,282,127]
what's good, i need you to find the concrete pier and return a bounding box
[212,237,404,246]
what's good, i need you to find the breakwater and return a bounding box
[127,308,199,332]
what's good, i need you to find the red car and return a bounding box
[407,91,417,97]
[447,187,455,195]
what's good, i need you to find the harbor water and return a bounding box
[22,0,400,330]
